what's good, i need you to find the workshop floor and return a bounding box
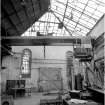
[14,93,102,105]
[14,93,58,105]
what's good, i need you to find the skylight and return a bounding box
[22,0,105,37]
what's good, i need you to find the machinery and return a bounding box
[1,95,14,105]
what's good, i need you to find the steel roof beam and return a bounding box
[72,0,90,33]
[51,10,72,36]
[52,10,91,30]
[63,0,69,22]
[55,0,98,21]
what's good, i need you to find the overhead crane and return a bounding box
[1,36,92,46]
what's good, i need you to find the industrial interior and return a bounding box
[0,0,105,105]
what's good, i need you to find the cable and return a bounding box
[1,45,14,55]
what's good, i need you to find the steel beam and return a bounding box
[1,36,91,46]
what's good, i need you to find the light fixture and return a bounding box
[70,12,73,20]
[31,28,36,32]
[47,32,53,36]
[58,22,63,29]
[21,0,27,6]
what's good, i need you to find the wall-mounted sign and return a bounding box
[21,49,32,78]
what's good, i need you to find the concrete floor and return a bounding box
[14,93,103,105]
[14,93,58,105]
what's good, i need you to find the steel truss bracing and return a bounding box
[22,0,105,37]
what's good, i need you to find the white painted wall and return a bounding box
[1,46,73,92]
[31,59,68,90]
[1,56,21,93]
[12,46,73,59]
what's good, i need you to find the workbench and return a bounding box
[11,87,26,98]
[63,99,99,105]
